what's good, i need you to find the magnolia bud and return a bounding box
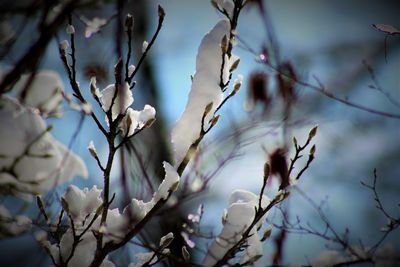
[261,225,273,241]
[232,74,243,95]
[308,125,318,141]
[211,0,219,9]
[66,25,75,34]
[293,136,298,147]
[221,209,228,225]
[144,118,156,128]
[59,40,69,56]
[182,246,190,262]
[248,72,270,109]
[125,14,134,30]
[158,5,166,18]
[230,58,240,72]
[160,232,174,248]
[221,35,228,53]
[128,65,136,77]
[210,115,220,127]
[269,148,289,191]
[142,40,148,53]
[204,102,213,116]
[309,144,316,156]
[88,140,97,158]
[90,77,100,98]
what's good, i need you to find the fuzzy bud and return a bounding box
[144,118,156,128]
[308,125,318,141]
[142,40,148,53]
[59,40,69,56]
[210,115,220,127]
[221,35,228,53]
[232,74,243,95]
[125,14,134,30]
[90,77,100,98]
[160,232,174,248]
[158,5,166,18]
[87,140,97,158]
[182,246,190,262]
[128,65,136,77]
[230,58,240,72]
[66,25,75,34]
[309,144,316,156]
[269,148,289,191]
[221,208,228,225]
[204,102,213,116]
[261,225,273,241]
[293,136,298,147]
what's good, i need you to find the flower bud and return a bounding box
[309,144,316,156]
[66,25,75,34]
[261,225,273,241]
[204,102,213,116]
[232,74,243,95]
[142,40,148,53]
[293,136,298,147]
[229,58,240,72]
[221,208,228,225]
[125,14,134,30]
[59,40,69,56]
[182,246,190,262]
[144,118,156,128]
[269,148,289,191]
[88,140,97,158]
[90,77,100,98]
[210,115,220,127]
[221,35,228,53]
[308,125,318,141]
[158,5,166,18]
[128,65,136,77]
[160,232,174,248]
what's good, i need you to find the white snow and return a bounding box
[100,82,133,121]
[202,190,269,266]
[123,161,180,225]
[119,104,156,137]
[153,161,180,202]
[13,71,64,117]
[142,41,149,53]
[0,205,31,237]
[171,19,230,167]
[61,185,102,223]
[84,17,107,38]
[0,96,88,198]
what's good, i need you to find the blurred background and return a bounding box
[0,0,399,265]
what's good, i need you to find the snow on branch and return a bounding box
[0,96,87,199]
[171,19,231,168]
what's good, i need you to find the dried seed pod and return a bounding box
[248,71,270,109]
[269,148,289,190]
